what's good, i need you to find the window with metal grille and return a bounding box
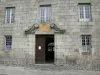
[78,3,92,21]
[40,5,51,23]
[81,35,92,52]
[5,7,15,23]
[5,36,12,50]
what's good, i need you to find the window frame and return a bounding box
[40,4,51,23]
[5,7,15,24]
[4,35,12,51]
[81,35,92,52]
[78,3,92,21]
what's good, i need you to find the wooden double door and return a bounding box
[35,35,54,64]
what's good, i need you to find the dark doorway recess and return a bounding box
[35,35,54,64]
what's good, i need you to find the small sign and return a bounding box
[40,24,50,32]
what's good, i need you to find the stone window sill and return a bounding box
[81,52,92,55]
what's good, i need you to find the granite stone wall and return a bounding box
[0,0,100,70]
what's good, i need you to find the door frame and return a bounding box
[35,34,55,64]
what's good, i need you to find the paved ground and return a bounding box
[0,65,100,75]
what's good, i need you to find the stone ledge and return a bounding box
[81,52,92,55]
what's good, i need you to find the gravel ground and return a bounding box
[0,64,100,75]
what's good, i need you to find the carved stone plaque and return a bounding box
[40,24,50,32]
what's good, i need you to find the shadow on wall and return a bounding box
[65,53,100,71]
[0,50,100,71]
[0,50,35,67]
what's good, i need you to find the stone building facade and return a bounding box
[0,0,100,68]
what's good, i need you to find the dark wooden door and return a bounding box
[35,35,54,64]
[35,35,45,64]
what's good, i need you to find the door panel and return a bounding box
[35,36,45,64]
[35,35,54,64]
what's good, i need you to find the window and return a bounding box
[78,3,91,21]
[81,35,92,52]
[5,36,12,50]
[40,5,51,23]
[5,7,15,23]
